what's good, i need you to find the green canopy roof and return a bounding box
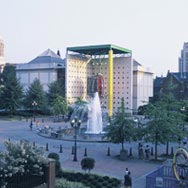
[67,44,131,55]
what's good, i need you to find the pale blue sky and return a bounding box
[0,0,188,76]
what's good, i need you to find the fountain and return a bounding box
[37,92,106,142]
[85,92,103,134]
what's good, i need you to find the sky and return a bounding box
[0,0,188,77]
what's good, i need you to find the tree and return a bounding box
[104,98,134,151]
[47,80,67,119]
[52,96,67,121]
[47,79,65,104]
[160,93,184,155]
[0,65,23,115]
[24,78,47,112]
[74,97,87,105]
[81,157,95,173]
[144,96,183,160]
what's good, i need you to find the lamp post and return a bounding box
[70,116,81,162]
[32,101,38,122]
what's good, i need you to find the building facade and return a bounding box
[16,49,65,92]
[66,53,134,114]
[16,45,153,115]
[65,45,153,114]
[153,71,188,101]
[179,42,188,77]
[133,60,153,112]
[0,35,5,73]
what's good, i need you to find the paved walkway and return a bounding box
[0,117,175,188]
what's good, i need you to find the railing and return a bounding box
[6,173,46,188]
[146,166,188,188]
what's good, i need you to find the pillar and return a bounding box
[108,49,113,117]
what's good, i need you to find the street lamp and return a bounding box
[32,101,38,122]
[70,116,81,162]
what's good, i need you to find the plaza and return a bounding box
[0,117,175,188]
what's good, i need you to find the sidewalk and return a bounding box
[0,117,174,188]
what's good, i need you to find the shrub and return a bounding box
[103,175,110,180]
[55,178,89,188]
[81,157,95,173]
[48,152,60,161]
[102,180,108,186]
[0,140,48,187]
[62,170,122,188]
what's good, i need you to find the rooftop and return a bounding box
[28,49,65,65]
[67,44,132,55]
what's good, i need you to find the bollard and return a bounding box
[42,119,44,123]
[129,148,132,157]
[60,145,63,153]
[8,138,10,142]
[84,148,87,157]
[151,147,154,156]
[107,147,111,156]
[33,141,35,147]
[46,143,49,151]
[171,147,174,156]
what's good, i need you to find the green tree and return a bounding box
[0,65,23,114]
[81,157,95,173]
[144,97,183,160]
[160,93,184,155]
[52,96,67,121]
[74,97,87,105]
[24,78,47,112]
[104,98,134,151]
[47,79,65,104]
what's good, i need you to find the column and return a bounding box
[108,49,113,117]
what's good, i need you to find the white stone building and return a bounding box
[16,49,65,92]
[133,60,153,113]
